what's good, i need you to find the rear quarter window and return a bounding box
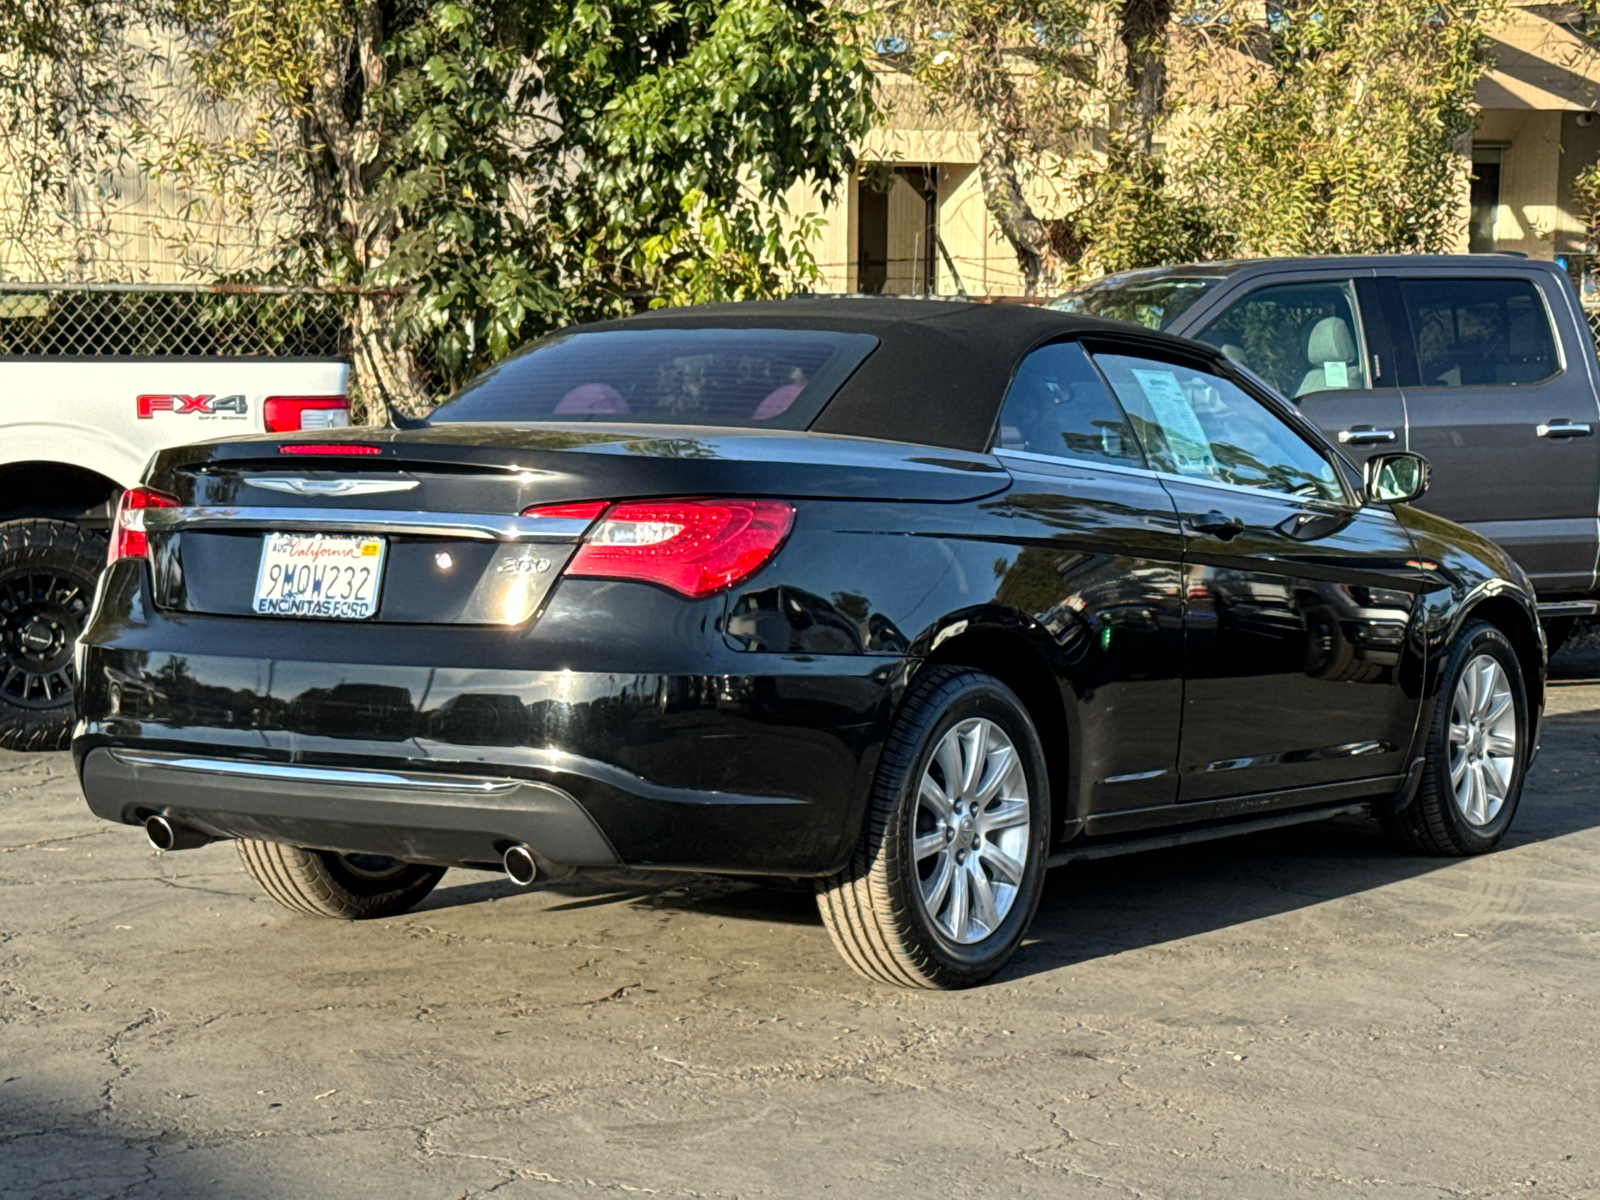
[1397,278,1559,388]
[427,328,878,428]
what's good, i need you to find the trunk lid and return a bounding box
[140,425,1008,625]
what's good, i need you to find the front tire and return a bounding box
[0,519,106,751]
[237,840,446,919]
[1381,620,1530,856]
[816,666,1051,988]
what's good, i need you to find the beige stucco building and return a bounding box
[799,4,1600,299]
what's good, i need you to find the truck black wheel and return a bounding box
[237,840,447,919]
[1381,620,1530,856]
[816,666,1050,989]
[0,519,106,752]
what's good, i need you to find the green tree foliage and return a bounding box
[169,0,874,417]
[4,0,873,418]
[873,0,1509,289]
[1178,1,1506,257]
[0,0,155,278]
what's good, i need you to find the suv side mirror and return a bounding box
[1364,452,1430,504]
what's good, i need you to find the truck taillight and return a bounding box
[264,396,350,432]
[109,488,179,565]
[565,499,793,597]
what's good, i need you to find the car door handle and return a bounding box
[1187,511,1245,540]
[1536,420,1593,438]
[1337,425,1397,446]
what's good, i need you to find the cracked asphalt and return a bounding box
[5,650,1600,1199]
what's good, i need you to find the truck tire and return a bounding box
[0,519,106,752]
[236,839,446,919]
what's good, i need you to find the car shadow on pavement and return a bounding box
[413,641,1600,987]
[414,867,824,926]
[999,701,1600,985]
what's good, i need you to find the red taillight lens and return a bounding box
[109,487,179,565]
[264,396,350,433]
[522,501,609,522]
[566,499,794,597]
[278,444,382,456]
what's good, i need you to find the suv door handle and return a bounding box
[1187,511,1245,540]
[1337,425,1397,446]
[1536,420,1593,438]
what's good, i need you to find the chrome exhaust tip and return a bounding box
[144,815,213,852]
[502,843,538,887]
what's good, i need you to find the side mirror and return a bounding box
[1364,451,1430,504]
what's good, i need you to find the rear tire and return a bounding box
[237,840,446,919]
[0,519,106,752]
[1381,620,1529,856]
[816,666,1050,989]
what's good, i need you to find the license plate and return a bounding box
[253,534,386,619]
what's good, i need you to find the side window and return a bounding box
[1397,277,1559,387]
[992,340,1144,467]
[1093,352,1346,504]
[1193,280,1368,400]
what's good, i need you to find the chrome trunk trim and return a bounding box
[142,505,593,541]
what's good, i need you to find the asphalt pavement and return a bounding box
[4,645,1600,1199]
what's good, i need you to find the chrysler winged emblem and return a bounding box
[246,478,420,497]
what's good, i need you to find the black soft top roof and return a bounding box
[570,297,1173,451]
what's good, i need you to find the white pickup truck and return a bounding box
[0,355,349,748]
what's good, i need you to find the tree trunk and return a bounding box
[970,21,1061,294]
[977,123,1060,294]
[304,1,431,424]
[350,292,434,423]
[1119,0,1174,162]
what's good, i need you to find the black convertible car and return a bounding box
[74,298,1543,988]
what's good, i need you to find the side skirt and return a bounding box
[1048,801,1371,868]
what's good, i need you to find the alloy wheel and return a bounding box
[1448,653,1518,828]
[0,566,92,710]
[912,717,1031,945]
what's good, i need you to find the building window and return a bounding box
[1470,146,1504,254]
[855,166,938,295]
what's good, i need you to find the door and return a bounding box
[1382,272,1600,595]
[985,340,1186,817]
[1187,273,1408,472]
[1089,346,1425,803]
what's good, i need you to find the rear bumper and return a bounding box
[73,631,903,874]
[80,748,620,871]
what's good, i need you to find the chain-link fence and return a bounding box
[0,282,350,358]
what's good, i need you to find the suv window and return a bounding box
[992,340,1143,467]
[1397,278,1559,387]
[1193,280,1368,400]
[1092,352,1346,504]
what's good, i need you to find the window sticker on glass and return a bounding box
[1324,360,1349,389]
[1131,368,1214,475]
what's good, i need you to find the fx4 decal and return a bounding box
[136,394,249,418]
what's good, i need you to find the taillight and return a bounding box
[566,499,793,597]
[264,396,350,432]
[109,487,179,564]
[523,501,610,522]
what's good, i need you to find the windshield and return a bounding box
[428,328,878,428]
[1052,274,1222,331]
